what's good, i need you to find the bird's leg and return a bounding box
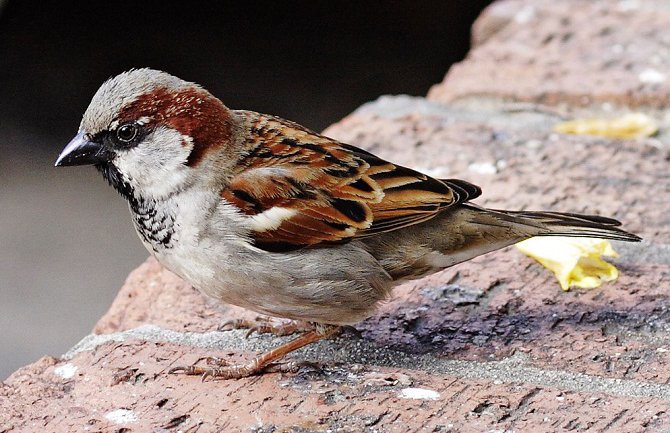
[169,324,341,380]
[218,317,314,338]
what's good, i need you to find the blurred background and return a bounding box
[0,0,491,378]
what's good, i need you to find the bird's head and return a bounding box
[56,68,237,201]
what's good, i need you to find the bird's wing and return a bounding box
[221,111,474,251]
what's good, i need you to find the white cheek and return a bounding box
[114,126,192,198]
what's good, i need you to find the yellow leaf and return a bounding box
[553,113,658,139]
[516,237,620,291]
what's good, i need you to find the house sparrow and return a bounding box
[55,69,640,379]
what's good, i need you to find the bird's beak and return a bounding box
[55,132,112,167]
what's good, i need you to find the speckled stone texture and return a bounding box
[3,1,670,432]
[429,0,670,109]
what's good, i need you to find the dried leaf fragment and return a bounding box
[553,113,658,139]
[516,237,620,291]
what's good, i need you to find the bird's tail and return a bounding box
[482,208,641,242]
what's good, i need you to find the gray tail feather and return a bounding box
[490,209,642,242]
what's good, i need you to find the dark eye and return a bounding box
[115,122,140,144]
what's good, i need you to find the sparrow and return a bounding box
[55,69,641,379]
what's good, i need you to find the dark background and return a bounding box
[0,0,491,378]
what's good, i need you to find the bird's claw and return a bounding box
[218,317,312,338]
[169,359,306,380]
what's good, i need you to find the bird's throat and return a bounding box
[96,163,141,210]
[96,163,175,251]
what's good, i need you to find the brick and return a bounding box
[429,0,670,108]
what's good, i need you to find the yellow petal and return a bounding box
[553,113,658,139]
[516,237,619,291]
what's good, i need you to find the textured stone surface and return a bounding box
[430,0,670,109]
[3,1,670,431]
[2,94,668,432]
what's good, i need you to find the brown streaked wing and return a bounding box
[357,157,459,237]
[221,111,467,251]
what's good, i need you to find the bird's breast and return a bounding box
[130,199,176,252]
[128,189,248,283]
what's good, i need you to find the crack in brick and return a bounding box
[500,387,541,426]
[599,409,628,432]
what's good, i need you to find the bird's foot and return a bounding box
[169,325,340,380]
[218,317,313,338]
[169,356,306,380]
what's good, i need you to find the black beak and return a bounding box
[55,132,112,167]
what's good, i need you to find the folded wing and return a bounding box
[221,111,474,251]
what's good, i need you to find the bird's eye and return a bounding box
[115,122,140,144]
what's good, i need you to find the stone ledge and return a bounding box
[61,324,670,402]
[429,0,670,109]
[2,90,667,429]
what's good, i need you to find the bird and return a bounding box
[55,68,641,379]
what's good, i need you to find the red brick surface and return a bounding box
[3,1,670,432]
[429,0,670,108]
[3,343,670,433]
